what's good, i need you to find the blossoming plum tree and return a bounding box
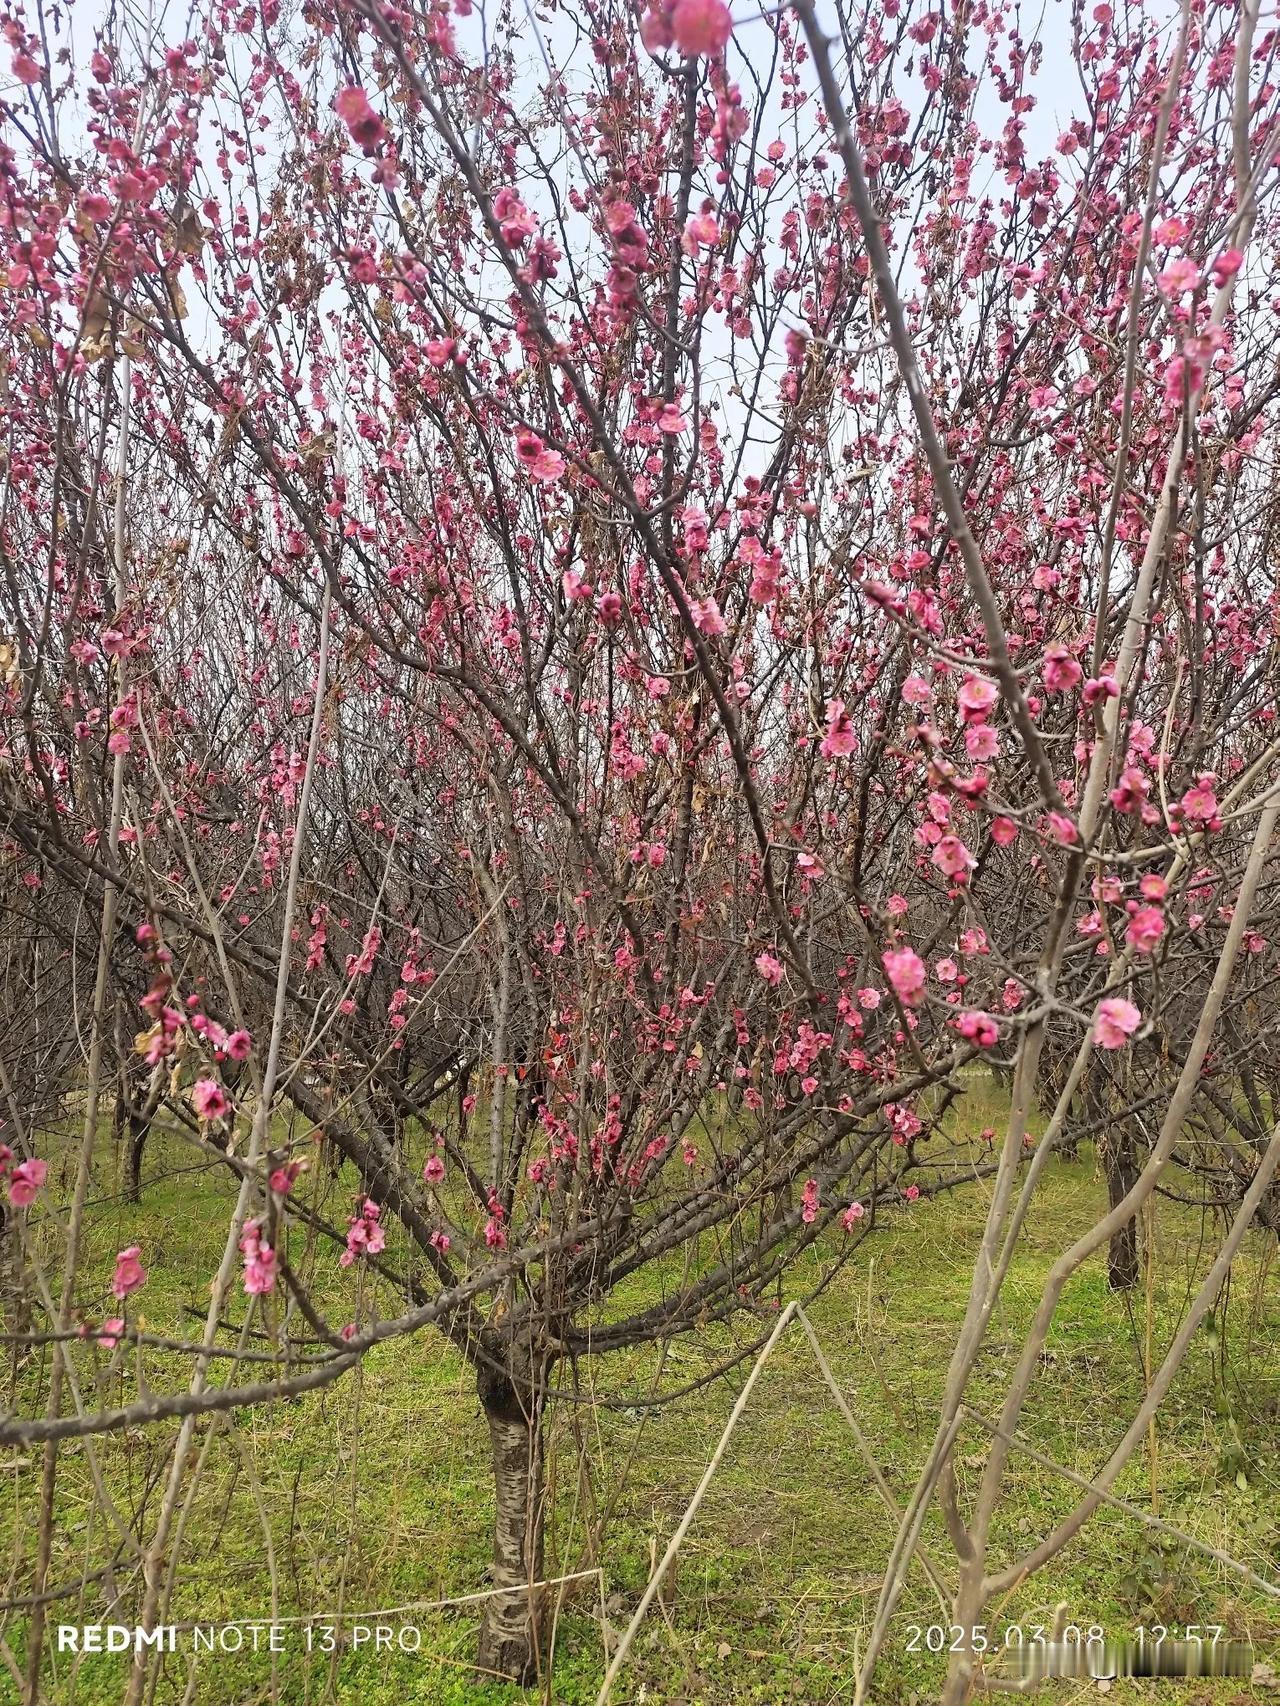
[1,0,1279,1695]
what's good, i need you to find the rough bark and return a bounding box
[475,1359,546,1683]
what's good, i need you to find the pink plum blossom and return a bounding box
[755,950,784,987]
[820,698,856,759]
[1094,997,1142,1050]
[8,1158,47,1206]
[239,1221,278,1294]
[671,0,732,56]
[883,947,926,1007]
[335,87,387,151]
[191,1078,231,1122]
[111,1245,147,1300]
[957,674,998,725]
[1043,644,1082,693]
[341,1199,387,1266]
[956,1010,998,1047]
[1125,906,1165,954]
[1180,773,1219,823]
[932,835,976,879]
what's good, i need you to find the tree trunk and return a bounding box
[1102,1123,1140,1289]
[476,1364,546,1683]
[126,1111,148,1205]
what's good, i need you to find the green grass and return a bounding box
[3,1084,1278,1704]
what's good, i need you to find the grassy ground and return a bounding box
[3,1085,1278,1705]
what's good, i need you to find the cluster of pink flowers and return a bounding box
[345,925,382,978]
[514,429,566,486]
[341,1199,387,1267]
[1042,643,1083,694]
[955,1010,999,1048]
[602,197,650,313]
[755,948,784,987]
[492,186,537,247]
[240,1221,279,1294]
[640,0,732,57]
[335,86,387,153]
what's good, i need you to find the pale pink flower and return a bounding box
[932,835,975,879]
[690,597,726,635]
[1157,255,1200,297]
[681,211,720,252]
[671,0,732,56]
[1083,674,1118,705]
[957,674,998,725]
[423,1155,445,1185]
[1110,766,1150,813]
[840,1202,865,1230]
[883,947,926,1007]
[901,675,932,707]
[1045,811,1080,847]
[965,723,999,761]
[1094,997,1141,1050]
